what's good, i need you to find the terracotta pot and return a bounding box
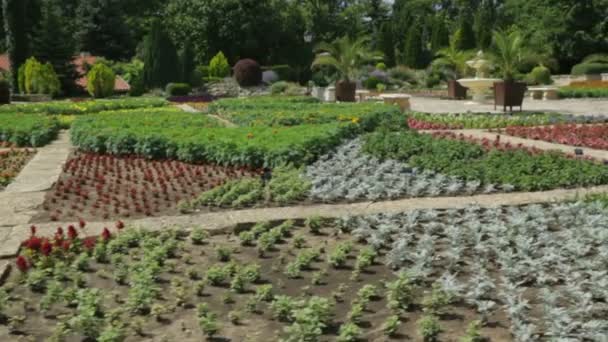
[335,80,356,102]
[448,80,468,99]
[494,81,527,112]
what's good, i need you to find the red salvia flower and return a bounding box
[83,237,96,250]
[16,256,29,272]
[24,236,42,251]
[79,218,86,229]
[62,240,71,251]
[67,225,78,240]
[40,239,53,256]
[30,225,37,236]
[101,228,111,241]
[116,220,124,229]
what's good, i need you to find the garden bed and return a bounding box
[0,114,60,147]
[32,152,260,222]
[5,201,607,340]
[501,123,608,150]
[0,97,167,115]
[0,149,35,190]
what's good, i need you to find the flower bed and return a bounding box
[71,111,360,168]
[5,202,607,340]
[558,87,608,98]
[0,149,35,189]
[407,112,606,130]
[0,97,167,115]
[34,152,259,222]
[0,114,60,147]
[363,130,608,191]
[209,96,402,129]
[502,123,608,150]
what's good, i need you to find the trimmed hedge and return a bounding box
[558,87,608,99]
[0,114,60,147]
[0,97,168,115]
[571,63,608,76]
[70,111,359,167]
[165,83,191,96]
[234,59,262,87]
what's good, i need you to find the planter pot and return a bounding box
[493,81,527,112]
[324,86,336,102]
[447,80,468,99]
[335,80,356,102]
[312,86,326,101]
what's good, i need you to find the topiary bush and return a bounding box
[571,63,608,76]
[209,51,231,78]
[87,63,115,98]
[270,81,289,94]
[19,57,61,96]
[363,76,383,90]
[0,79,11,104]
[376,62,387,71]
[233,59,262,87]
[526,65,552,85]
[165,83,191,96]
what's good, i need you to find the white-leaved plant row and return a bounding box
[305,139,514,202]
[336,201,608,341]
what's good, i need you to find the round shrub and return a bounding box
[0,79,10,104]
[20,57,61,96]
[571,63,608,76]
[363,76,383,90]
[233,59,262,87]
[165,83,191,96]
[87,63,115,98]
[209,51,231,78]
[376,62,387,71]
[263,70,279,84]
[526,65,552,85]
[271,81,289,94]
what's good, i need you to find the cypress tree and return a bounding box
[32,1,78,95]
[179,41,195,84]
[143,21,178,89]
[3,0,29,91]
[379,22,396,67]
[403,20,424,68]
[455,6,477,51]
[474,0,495,50]
[430,14,449,52]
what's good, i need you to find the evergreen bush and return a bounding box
[209,52,230,78]
[87,63,115,98]
[526,65,552,85]
[165,83,191,96]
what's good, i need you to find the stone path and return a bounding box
[423,129,608,161]
[410,96,608,116]
[177,103,237,127]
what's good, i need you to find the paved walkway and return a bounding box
[423,129,608,161]
[178,103,237,127]
[410,96,608,116]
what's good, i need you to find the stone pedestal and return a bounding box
[379,94,411,112]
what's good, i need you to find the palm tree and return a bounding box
[490,29,548,81]
[431,33,474,79]
[311,35,381,101]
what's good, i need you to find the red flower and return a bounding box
[55,227,64,238]
[116,220,124,229]
[16,256,29,272]
[83,237,96,250]
[40,239,53,256]
[62,240,71,251]
[24,236,42,251]
[30,225,37,236]
[101,228,111,241]
[79,218,86,229]
[67,225,78,240]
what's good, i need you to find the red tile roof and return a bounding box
[0,53,130,92]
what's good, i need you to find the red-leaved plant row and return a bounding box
[430,131,598,162]
[17,221,124,272]
[502,124,608,151]
[41,152,261,222]
[407,117,460,130]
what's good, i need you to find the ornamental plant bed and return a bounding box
[502,123,608,150]
[0,114,60,147]
[407,112,607,130]
[6,202,607,340]
[0,97,168,115]
[32,152,260,222]
[0,149,35,189]
[71,111,359,168]
[363,130,608,191]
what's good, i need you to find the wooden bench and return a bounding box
[528,86,559,100]
[379,93,411,112]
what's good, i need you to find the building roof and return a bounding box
[0,53,130,92]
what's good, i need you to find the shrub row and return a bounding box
[0,97,168,115]
[558,87,608,99]
[363,130,608,191]
[71,111,358,167]
[407,112,605,129]
[0,114,61,147]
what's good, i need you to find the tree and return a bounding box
[75,0,134,60]
[32,0,78,95]
[142,20,178,89]
[3,0,30,91]
[490,29,540,81]
[455,6,477,51]
[474,0,496,50]
[430,14,449,52]
[403,20,425,68]
[312,35,381,82]
[432,33,474,79]
[87,62,115,98]
[179,41,195,84]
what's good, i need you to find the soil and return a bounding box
[1,220,512,341]
[32,152,260,223]
[0,149,35,190]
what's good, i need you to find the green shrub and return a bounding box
[0,79,10,104]
[376,62,387,70]
[87,63,116,98]
[234,59,262,87]
[209,51,231,78]
[0,114,60,147]
[0,97,167,115]
[165,83,191,96]
[271,81,289,94]
[571,62,608,76]
[21,57,61,96]
[364,76,383,90]
[526,65,552,85]
[558,87,608,99]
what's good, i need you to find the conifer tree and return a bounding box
[403,20,424,68]
[143,20,179,89]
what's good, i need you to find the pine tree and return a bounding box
[143,20,179,89]
[32,0,78,95]
[403,20,424,68]
[75,0,134,60]
[179,41,195,84]
[3,0,30,91]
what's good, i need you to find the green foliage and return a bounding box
[385,272,414,312]
[0,97,167,115]
[417,314,441,341]
[459,320,484,342]
[409,111,585,129]
[209,51,231,78]
[270,295,298,322]
[271,81,289,94]
[21,57,61,96]
[571,63,608,76]
[490,29,538,81]
[305,216,323,235]
[179,41,195,84]
[165,82,191,96]
[327,242,352,268]
[337,322,361,342]
[198,312,220,337]
[312,35,381,82]
[526,65,552,85]
[363,76,383,90]
[143,20,178,88]
[87,63,116,98]
[382,315,401,337]
[190,227,209,245]
[403,20,425,68]
[558,87,608,99]
[3,0,31,92]
[364,130,608,191]
[0,114,60,147]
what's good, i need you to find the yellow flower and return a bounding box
[247,133,254,139]
[351,117,360,124]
